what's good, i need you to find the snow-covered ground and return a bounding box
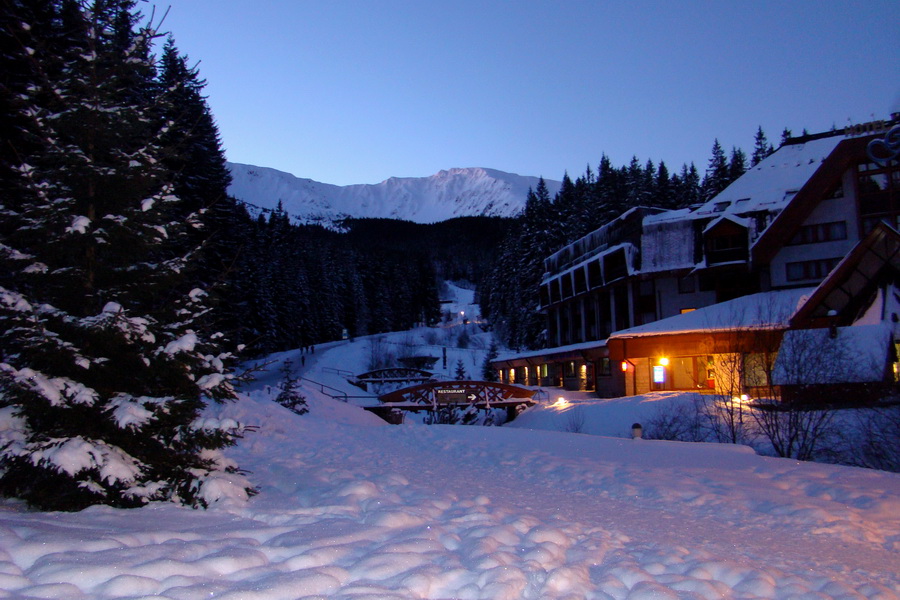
[1,284,898,599]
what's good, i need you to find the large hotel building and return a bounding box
[494,118,900,401]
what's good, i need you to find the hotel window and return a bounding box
[678,275,696,294]
[706,232,747,264]
[857,158,898,233]
[550,279,562,304]
[574,267,587,294]
[604,249,628,282]
[587,259,602,288]
[561,273,574,298]
[599,357,611,376]
[787,221,848,245]
[540,283,551,307]
[785,257,841,282]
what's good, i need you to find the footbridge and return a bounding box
[351,367,436,392]
[364,380,537,424]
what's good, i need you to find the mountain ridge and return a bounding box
[226,162,562,225]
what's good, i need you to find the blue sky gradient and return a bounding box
[159,1,900,186]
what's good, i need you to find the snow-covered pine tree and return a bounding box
[274,360,308,415]
[158,37,233,223]
[0,0,253,511]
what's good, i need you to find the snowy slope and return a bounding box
[227,163,562,225]
[1,316,898,599]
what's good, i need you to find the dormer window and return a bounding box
[704,218,749,265]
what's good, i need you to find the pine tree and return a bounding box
[454,359,467,380]
[624,156,648,207]
[594,154,626,223]
[728,146,747,184]
[780,127,793,145]
[751,126,774,166]
[0,0,252,511]
[274,360,308,415]
[701,139,730,201]
[481,342,499,381]
[654,161,674,209]
[673,163,701,208]
[158,37,232,220]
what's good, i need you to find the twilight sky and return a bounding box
[158,1,900,186]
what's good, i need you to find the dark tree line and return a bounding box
[223,213,522,356]
[481,131,776,351]
[339,216,513,285]
[225,209,444,356]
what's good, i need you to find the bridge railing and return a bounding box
[297,376,375,403]
[322,366,355,379]
[378,380,536,406]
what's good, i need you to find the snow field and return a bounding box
[0,287,898,599]
[0,385,897,599]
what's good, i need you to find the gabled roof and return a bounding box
[644,136,843,228]
[703,214,750,234]
[752,134,882,264]
[790,222,900,328]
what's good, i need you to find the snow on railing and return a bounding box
[322,366,355,378]
[298,376,350,402]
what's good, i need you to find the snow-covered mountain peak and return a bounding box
[227,162,561,225]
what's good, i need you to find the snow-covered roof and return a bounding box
[542,241,637,286]
[610,288,815,339]
[543,207,659,279]
[495,338,608,363]
[644,136,843,227]
[702,213,750,234]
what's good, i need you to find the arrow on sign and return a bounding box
[467,394,477,402]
